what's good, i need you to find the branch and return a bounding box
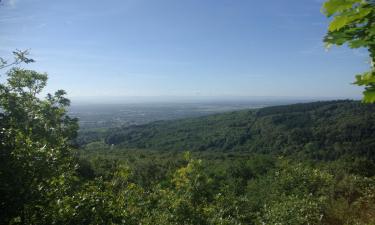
[0,49,35,70]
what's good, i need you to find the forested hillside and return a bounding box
[103,100,375,161]
[2,68,375,224]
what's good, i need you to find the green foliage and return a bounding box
[20,97,370,225]
[74,146,375,225]
[0,68,78,224]
[322,0,375,102]
[261,195,324,225]
[152,157,216,224]
[245,161,332,224]
[102,101,375,167]
[324,175,375,224]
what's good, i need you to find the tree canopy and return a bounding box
[0,59,78,223]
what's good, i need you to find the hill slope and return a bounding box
[104,100,375,161]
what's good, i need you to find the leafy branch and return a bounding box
[0,49,35,70]
[322,0,375,103]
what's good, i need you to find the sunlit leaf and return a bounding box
[328,8,371,31]
[363,88,375,103]
[322,0,361,16]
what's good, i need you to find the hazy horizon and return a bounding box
[69,95,361,105]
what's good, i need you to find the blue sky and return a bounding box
[0,0,370,99]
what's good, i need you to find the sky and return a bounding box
[0,0,371,100]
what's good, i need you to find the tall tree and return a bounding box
[0,58,78,223]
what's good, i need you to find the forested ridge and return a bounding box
[72,100,375,225]
[102,100,375,162]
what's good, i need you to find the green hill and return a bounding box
[104,100,375,161]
